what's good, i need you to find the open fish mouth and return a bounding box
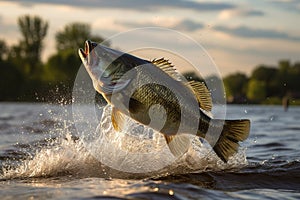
[78,40,131,94]
[78,40,98,62]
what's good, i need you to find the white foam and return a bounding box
[1,105,248,179]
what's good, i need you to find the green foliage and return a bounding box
[46,22,109,102]
[262,97,282,105]
[0,59,24,100]
[1,15,300,104]
[45,49,81,82]
[0,40,8,61]
[289,62,300,91]
[16,15,48,76]
[247,79,266,103]
[223,73,248,101]
[251,65,277,82]
[55,22,108,52]
[279,60,290,72]
[250,65,278,97]
[0,17,108,102]
[241,61,300,104]
[290,99,300,105]
[51,22,108,81]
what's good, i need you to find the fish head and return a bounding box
[78,40,133,95]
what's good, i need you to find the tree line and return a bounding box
[0,15,108,102]
[1,15,299,104]
[223,60,300,104]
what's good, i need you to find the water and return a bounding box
[0,103,300,199]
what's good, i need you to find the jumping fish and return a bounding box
[78,40,250,162]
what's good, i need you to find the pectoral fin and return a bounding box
[164,134,190,157]
[111,107,125,132]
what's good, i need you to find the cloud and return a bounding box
[270,0,300,13]
[214,25,300,41]
[1,0,235,12]
[117,18,204,32]
[218,9,264,20]
[172,19,204,31]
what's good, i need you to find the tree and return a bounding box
[17,15,48,75]
[44,22,108,102]
[289,62,300,92]
[250,65,277,97]
[0,40,26,101]
[274,60,292,96]
[48,22,108,82]
[223,73,248,102]
[0,40,8,61]
[55,22,108,52]
[45,49,80,82]
[251,65,277,82]
[279,60,290,73]
[247,79,266,103]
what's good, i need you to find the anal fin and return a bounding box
[164,134,190,157]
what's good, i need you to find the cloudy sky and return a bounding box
[0,0,299,76]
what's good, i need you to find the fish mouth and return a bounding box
[78,40,132,94]
[78,40,97,62]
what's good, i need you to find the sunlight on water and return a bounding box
[1,104,248,179]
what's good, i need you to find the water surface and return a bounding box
[0,103,299,199]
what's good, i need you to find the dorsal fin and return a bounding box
[151,58,181,80]
[187,80,212,112]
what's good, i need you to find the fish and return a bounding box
[78,40,250,162]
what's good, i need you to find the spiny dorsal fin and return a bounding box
[187,80,212,112]
[151,58,181,80]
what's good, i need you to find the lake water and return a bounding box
[0,103,299,199]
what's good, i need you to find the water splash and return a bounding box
[1,105,248,179]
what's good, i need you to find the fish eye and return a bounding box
[102,70,110,78]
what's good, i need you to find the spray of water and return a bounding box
[1,104,248,180]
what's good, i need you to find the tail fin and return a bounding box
[212,119,250,163]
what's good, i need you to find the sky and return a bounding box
[0,0,299,76]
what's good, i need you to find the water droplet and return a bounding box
[244,110,248,114]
